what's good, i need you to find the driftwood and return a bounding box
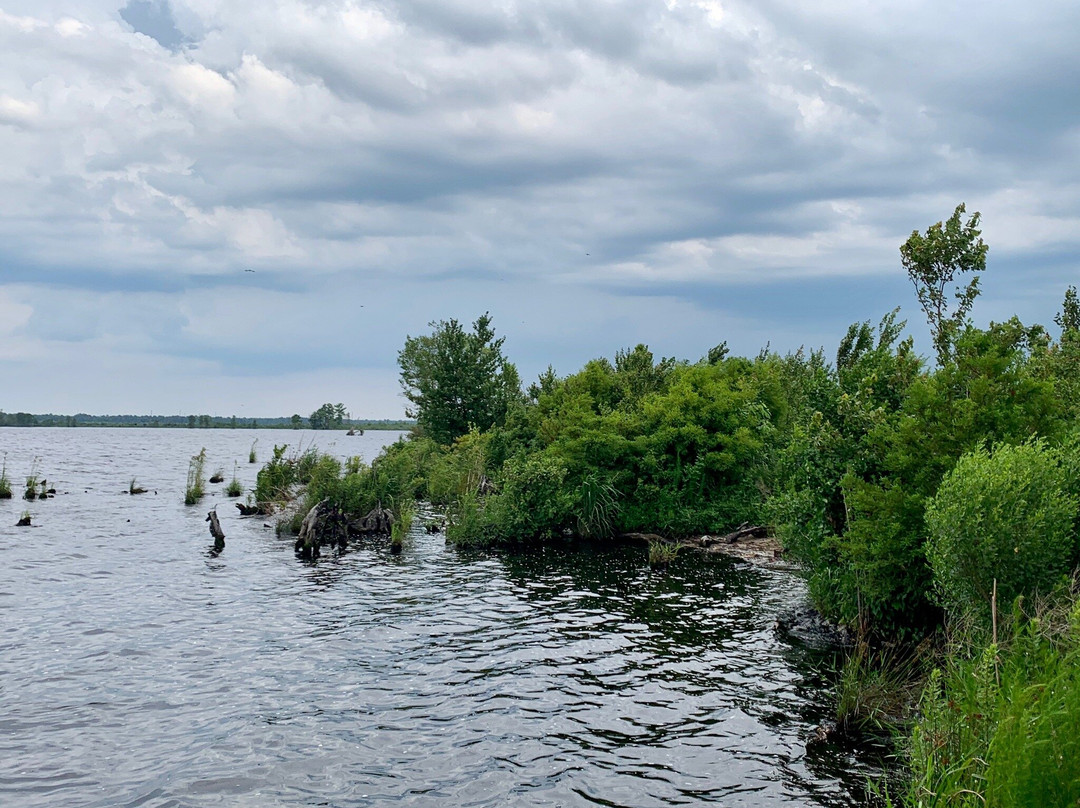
[236,502,263,516]
[295,499,350,559]
[206,509,225,551]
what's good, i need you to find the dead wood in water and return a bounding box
[206,509,225,551]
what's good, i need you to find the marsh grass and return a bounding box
[390,499,414,553]
[17,509,31,526]
[0,455,11,499]
[209,468,225,484]
[836,638,929,732]
[185,448,207,505]
[249,439,258,464]
[905,585,1080,808]
[129,478,147,495]
[23,457,40,501]
[648,539,679,568]
[225,463,243,498]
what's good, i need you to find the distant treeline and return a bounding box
[0,411,414,430]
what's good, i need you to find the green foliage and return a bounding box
[249,439,258,464]
[398,313,522,445]
[390,499,415,551]
[254,443,322,506]
[310,403,346,430]
[836,639,928,732]
[901,203,988,364]
[225,463,244,498]
[1055,285,1080,335]
[926,441,1079,624]
[0,455,11,498]
[184,448,207,505]
[906,590,1080,808]
[648,539,679,568]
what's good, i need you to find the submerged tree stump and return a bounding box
[346,506,394,537]
[206,509,225,551]
[16,514,31,527]
[295,499,351,559]
[236,502,263,516]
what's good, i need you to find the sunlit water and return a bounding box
[0,428,889,807]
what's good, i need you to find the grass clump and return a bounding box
[0,455,11,499]
[23,457,40,501]
[835,638,928,732]
[390,499,415,554]
[648,539,679,568]
[249,439,258,464]
[185,448,207,505]
[129,478,147,495]
[225,463,243,498]
[209,468,225,484]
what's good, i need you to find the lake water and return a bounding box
[0,428,888,807]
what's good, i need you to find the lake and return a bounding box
[0,428,887,807]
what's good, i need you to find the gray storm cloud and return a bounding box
[0,0,1077,415]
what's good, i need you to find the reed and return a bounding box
[248,439,258,464]
[225,463,243,498]
[648,539,679,568]
[0,455,11,499]
[184,448,207,505]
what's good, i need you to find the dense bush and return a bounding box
[926,441,1079,623]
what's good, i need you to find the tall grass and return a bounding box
[23,457,40,501]
[0,454,11,499]
[905,586,1080,807]
[249,439,258,464]
[225,462,243,498]
[648,539,679,568]
[185,448,207,505]
[390,499,415,553]
[835,638,928,732]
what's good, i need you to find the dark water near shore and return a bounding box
[0,428,889,807]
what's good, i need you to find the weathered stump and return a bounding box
[206,509,225,552]
[236,502,262,516]
[16,514,31,527]
[346,506,394,537]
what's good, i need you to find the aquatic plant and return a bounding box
[390,499,415,554]
[248,439,258,464]
[129,478,147,495]
[23,458,40,501]
[0,455,11,499]
[184,448,207,505]
[209,468,225,484]
[835,638,928,732]
[225,463,243,498]
[16,509,31,527]
[648,539,679,569]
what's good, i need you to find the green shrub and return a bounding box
[926,441,1079,623]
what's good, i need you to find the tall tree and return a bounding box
[398,313,521,445]
[900,203,988,364]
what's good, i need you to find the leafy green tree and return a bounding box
[1055,285,1080,335]
[291,414,302,429]
[310,403,345,430]
[901,203,988,364]
[398,313,521,445]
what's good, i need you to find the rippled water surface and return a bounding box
[0,428,887,807]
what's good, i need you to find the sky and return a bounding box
[1,0,1078,418]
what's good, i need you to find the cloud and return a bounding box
[0,0,1078,415]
